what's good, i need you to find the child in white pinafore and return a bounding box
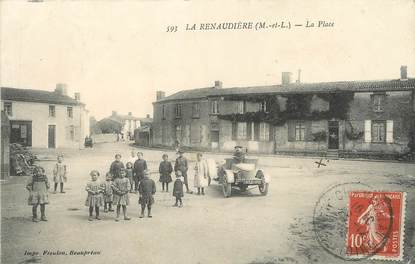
[53,155,67,194]
[85,170,104,221]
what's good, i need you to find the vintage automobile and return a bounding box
[216,157,270,198]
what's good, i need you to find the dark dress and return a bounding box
[159,161,173,183]
[173,179,184,198]
[138,177,156,206]
[110,160,125,178]
[27,174,50,205]
[133,159,148,182]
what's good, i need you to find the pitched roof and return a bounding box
[1,87,82,106]
[154,78,415,103]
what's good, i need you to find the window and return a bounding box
[192,103,200,118]
[236,101,245,114]
[211,100,219,114]
[162,105,166,120]
[237,122,247,140]
[259,122,270,141]
[4,102,12,116]
[67,107,73,118]
[259,101,268,112]
[175,104,182,118]
[49,105,56,117]
[175,125,182,141]
[295,122,306,141]
[372,120,386,142]
[372,93,385,112]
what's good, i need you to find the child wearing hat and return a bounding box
[27,166,50,222]
[138,171,156,218]
[174,150,192,194]
[172,171,184,207]
[85,170,104,221]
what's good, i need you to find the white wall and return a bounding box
[2,100,88,149]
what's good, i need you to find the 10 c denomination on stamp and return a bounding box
[346,191,406,261]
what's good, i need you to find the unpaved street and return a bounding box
[1,142,414,264]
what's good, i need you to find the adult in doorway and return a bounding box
[174,150,192,194]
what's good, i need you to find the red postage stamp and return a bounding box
[346,191,406,260]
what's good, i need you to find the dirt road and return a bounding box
[1,142,414,264]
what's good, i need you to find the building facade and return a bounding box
[1,84,90,149]
[152,67,415,158]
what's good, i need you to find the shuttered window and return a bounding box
[372,120,386,143]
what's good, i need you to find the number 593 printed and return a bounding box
[166,25,178,32]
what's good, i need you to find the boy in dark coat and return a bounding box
[174,151,192,194]
[172,171,184,207]
[138,171,156,218]
[110,154,125,179]
[133,152,148,192]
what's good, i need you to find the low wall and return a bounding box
[91,134,118,143]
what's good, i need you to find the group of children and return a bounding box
[26,150,207,222]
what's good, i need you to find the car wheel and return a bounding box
[222,183,232,198]
[258,182,269,196]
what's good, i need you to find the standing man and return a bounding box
[133,152,147,192]
[174,150,192,194]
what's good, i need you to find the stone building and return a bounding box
[152,66,415,158]
[1,84,90,149]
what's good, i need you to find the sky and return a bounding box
[1,0,414,120]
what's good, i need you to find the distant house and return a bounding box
[152,66,415,159]
[98,112,152,141]
[1,84,90,149]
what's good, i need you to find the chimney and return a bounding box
[128,112,132,116]
[156,91,165,101]
[214,80,222,89]
[112,111,117,116]
[146,114,150,118]
[281,72,293,85]
[74,92,81,101]
[296,69,301,83]
[55,83,68,96]
[400,65,408,80]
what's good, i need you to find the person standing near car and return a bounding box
[174,150,192,194]
[193,153,208,195]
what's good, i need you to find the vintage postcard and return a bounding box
[1,0,414,264]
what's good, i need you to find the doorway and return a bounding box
[48,125,56,148]
[10,121,32,147]
[328,121,339,149]
[211,130,219,149]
